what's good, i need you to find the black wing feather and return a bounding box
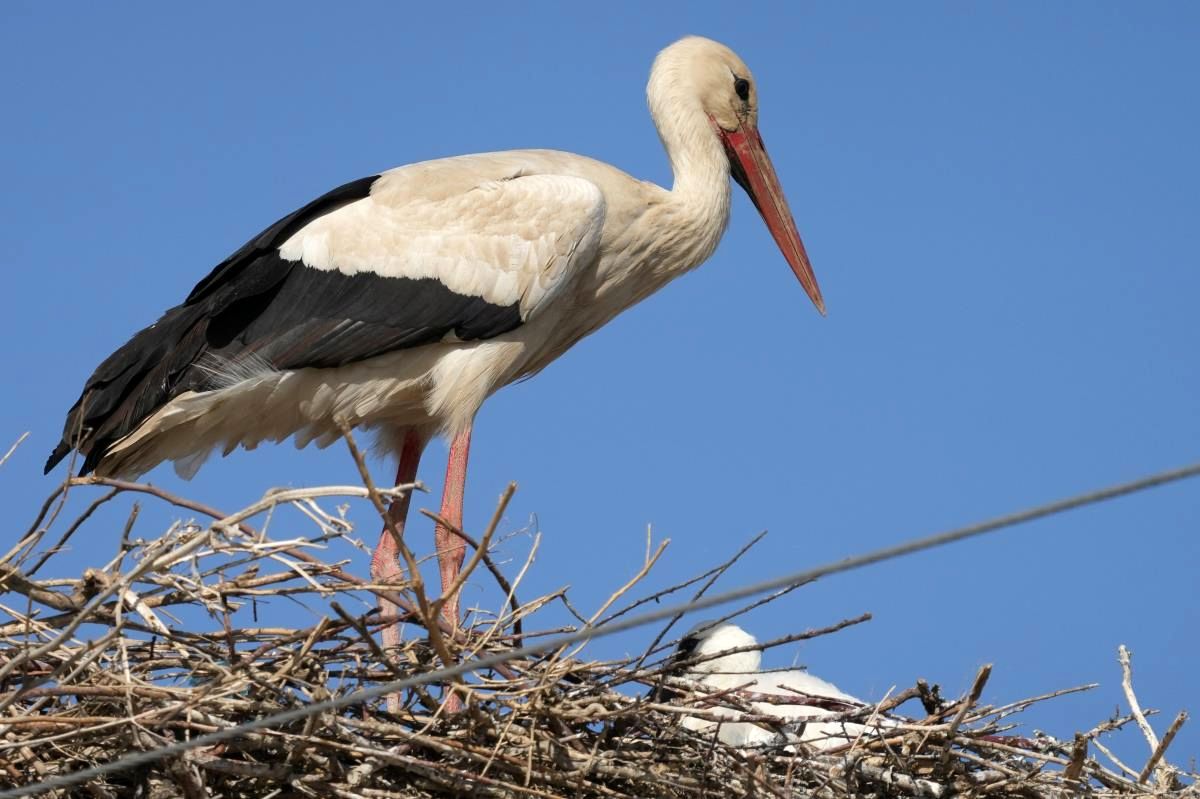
[185,176,379,304]
[47,175,524,476]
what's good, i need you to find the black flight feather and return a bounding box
[46,175,524,476]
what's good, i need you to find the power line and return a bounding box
[5,460,1198,798]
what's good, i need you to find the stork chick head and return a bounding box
[674,621,763,677]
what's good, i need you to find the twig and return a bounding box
[422,481,516,619]
[936,663,991,767]
[26,489,122,576]
[1062,732,1087,784]
[419,506,525,638]
[0,432,28,470]
[627,530,769,674]
[1138,710,1186,786]
[1117,642,1183,789]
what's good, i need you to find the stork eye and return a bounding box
[734,77,750,101]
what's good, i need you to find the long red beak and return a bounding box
[718,121,825,315]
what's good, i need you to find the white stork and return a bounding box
[47,37,825,632]
[671,622,883,751]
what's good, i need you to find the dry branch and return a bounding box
[0,473,1193,799]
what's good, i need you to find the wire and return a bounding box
[5,460,1198,797]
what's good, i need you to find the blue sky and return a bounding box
[3,1,1197,768]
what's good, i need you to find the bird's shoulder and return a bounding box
[275,152,614,314]
[374,149,637,202]
[367,150,614,233]
[371,148,662,229]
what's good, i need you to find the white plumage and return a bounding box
[278,167,607,313]
[99,154,619,478]
[674,623,886,751]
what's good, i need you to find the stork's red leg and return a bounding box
[371,429,423,713]
[435,424,472,628]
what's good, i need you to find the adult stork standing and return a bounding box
[47,36,825,634]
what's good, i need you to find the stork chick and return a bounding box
[671,622,884,751]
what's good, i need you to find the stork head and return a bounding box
[648,36,825,315]
[673,621,763,677]
[649,36,760,132]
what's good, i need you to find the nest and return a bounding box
[0,437,1195,798]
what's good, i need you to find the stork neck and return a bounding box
[657,105,731,202]
[652,101,732,266]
